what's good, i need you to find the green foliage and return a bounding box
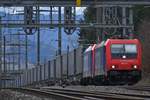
[78,6,150,47]
[78,7,97,48]
[133,6,150,31]
[83,7,96,23]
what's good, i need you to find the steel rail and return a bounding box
[9,88,90,100]
[8,87,145,100]
[123,86,150,92]
[41,87,147,100]
[42,87,150,99]
[44,89,143,100]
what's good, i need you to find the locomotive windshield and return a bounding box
[111,44,137,59]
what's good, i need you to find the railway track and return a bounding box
[41,87,150,99]
[122,86,150,92]
[10,87,150,100]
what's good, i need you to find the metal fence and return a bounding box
[3,46,83,88]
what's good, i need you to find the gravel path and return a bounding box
[0,89,52,100]
[1,85,150,100]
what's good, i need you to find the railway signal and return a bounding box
[76,0,81,7]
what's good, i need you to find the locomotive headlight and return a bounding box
[133,65,137,69]
[112,65,115,69]
[122,55,126,59]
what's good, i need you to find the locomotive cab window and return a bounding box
[111,44,137,59]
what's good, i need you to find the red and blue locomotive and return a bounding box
[81,39,142,85]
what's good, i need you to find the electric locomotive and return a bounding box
[81,39,142,85]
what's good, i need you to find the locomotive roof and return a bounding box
[84,39,140,53]
[84,45,93,52]
[92,44,96,50]
[105,39,140,45]
[95,41,105,48]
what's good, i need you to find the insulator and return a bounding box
[64,7,76,35]
[24,6,37,35]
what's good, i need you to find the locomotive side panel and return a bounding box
[83,51,92,78]
[76,47,83,77]
[95,46,105,76]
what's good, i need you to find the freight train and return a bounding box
[81,39,142,85]
[3,39,142,88]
